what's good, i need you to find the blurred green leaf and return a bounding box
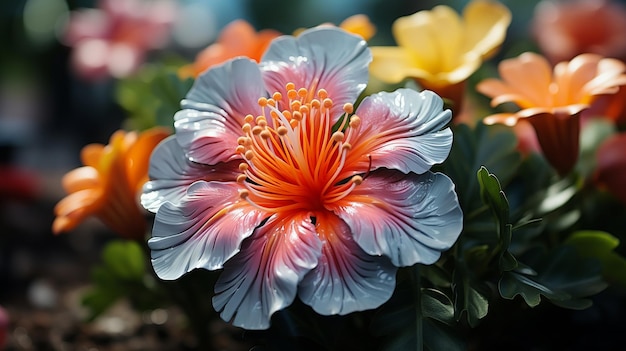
[102,240,145,281]
[565,231,626,288]
[116,63,193,130]
[82,240,166,320]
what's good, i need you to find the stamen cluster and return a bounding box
[234,82,363,213]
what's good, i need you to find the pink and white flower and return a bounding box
[142,27,463,329]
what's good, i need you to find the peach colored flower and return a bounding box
[53,127,170,240]
[532,0,626,64]
[594,133,626,205]
[181,20,281,79]
[369,0,510,114]
[477,52,626,175]
[63,0,176,80]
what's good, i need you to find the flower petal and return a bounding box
[261,27,371,120]
[463,0,511,60]
[148,181,266,280]
[298,212,397,316]
[175,58,266,165]
[369,47,433,84]
[212,213,322,330]
[124,127,170,192]
[349,89,452,175]
[141,136,239,213]
[335,170,463,267]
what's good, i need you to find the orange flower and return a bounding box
[532,0,626,64]
[181,20,280,78]
[594,133,626,205]
[53,127,170,240]
[477,52,626,175]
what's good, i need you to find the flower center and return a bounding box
[235,82,363,214]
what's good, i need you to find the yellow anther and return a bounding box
[237,136,247,145]
[258,119,268,127]
[292,111,302,121]
[298,88,308,97]
[291,100,301,111]
[318,89,328,99]
[343,103,354,114]
[349,115,361,128]
[244,137,252,146]
[258,97,268,107]
[342,143,352,151]
[242,123,252,133]
[311,99,321,109]
[323,98,333,108]
[286,82,296,91]
[352,175,363,185]
[267,99,276,107]
[269,110,279,119]
[331,131,345,142]
[277,126,288,135]
[244,114,254,123]
[260,130,271,139]
[287,89,298,100]
[290,119,299,128]
[256,115,266,124]
[300,105,310,115]
[235,145,246,154]
[252,126,264,135]
[282,110,292,120]
[239,189,249,198]
[272,92,282,101]
[238,163,249,171]
[244,150,255,160]
[236,174,247,183]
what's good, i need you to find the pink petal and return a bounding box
[141,137,239,213]
[212,213,322,330]
[148,181,266,280]
[298,212,397,315]
[175,58,266,165]
[334,169,463,267]
[349,89,452,175]
[261,27,371,121]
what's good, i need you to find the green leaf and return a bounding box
[499,246,607,309]
[102,240,146,281]
[452,265,490,327]
[565,231,626,288]
[443,123,521,210]
[421,288,455,325]
[373,267,465,351]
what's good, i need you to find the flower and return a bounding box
[181,19,281,79]
[142,27,463,329]
[53,127,170,240]
[477,52,626,175]
[183,15,376,79]
[369,0,510,113]
[532,0,626,64]
[594,132,626,205]
[63,0,176,80]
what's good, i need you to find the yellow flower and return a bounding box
[293,14,376,41]
[53,127,170,240]
[369,1,510,112]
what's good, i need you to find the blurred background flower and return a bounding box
[532,0,626,64]
[62,0,177,80]
[477,52,626,175]
[369,0,511,116]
